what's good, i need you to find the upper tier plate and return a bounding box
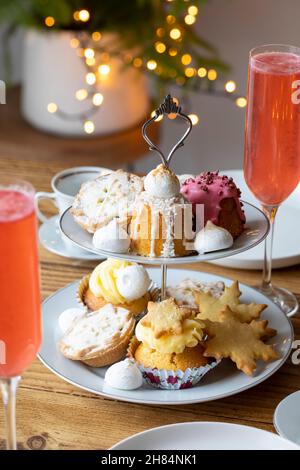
[59,201,269,265]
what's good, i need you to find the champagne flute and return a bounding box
[244,44,300,316]
[0,178,41,449]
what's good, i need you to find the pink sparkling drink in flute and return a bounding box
[0,180,41,450]
[245,51,300,204]
[244,45,300,317]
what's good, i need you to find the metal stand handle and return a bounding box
[142,94,193,168]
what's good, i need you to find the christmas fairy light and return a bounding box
[45,6,244,138]
[170,28,181,40]
[92,93,104,106]
[207,69,217,80]
[225,80,236,93]
[45,16,55,27]
[156,27,165,37]
[169,48,178,56]
[86,72,96,85]
[236,97,247,107]
[78,10,90,22]
[188,5,199,16]
[70,38,79,48]
[47,102,57,113]
[147,60,157,70]
[133,57,143,67]
[98,64,111,75]
[155,42,166,53]
[188,113,199,125]
[166,15,176,24]
[86,57,96,66]
[84,48,95,59]
[185,67,195,78]
[92,31,101,41]
[84,120,95,134]
[184,15,196,25]
[75,89,88,101]
[198,67,207,77]
[181,54,192,65]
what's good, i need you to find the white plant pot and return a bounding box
[21,29,150,136]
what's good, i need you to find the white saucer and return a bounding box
[38,268,293,406]
[111,421,299,450]
[209,170,300,270]
[39,215,103,261]
[274,390,300,446]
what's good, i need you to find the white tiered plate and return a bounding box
[111,422,299,450]
[38,269,293,406]
[59,201,269,265]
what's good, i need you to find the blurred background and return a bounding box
[1,0,300,174]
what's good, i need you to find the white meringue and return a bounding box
[104,359,143,390]
[92,218,130,253]
[194,221,233,253]
[58,308,85,334]
[144,164,180,199]
[116,265,151,301]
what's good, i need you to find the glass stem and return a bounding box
[0,376,20,450]
[261,205,278,292]
[161,264,168,300]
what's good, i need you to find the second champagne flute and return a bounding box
[244,44,300,316]
[0,179,41,449]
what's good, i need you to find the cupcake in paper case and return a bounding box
[76,258,151,316]
[128,336,219,390]
[128,298,220,390]
[76,274,90,311]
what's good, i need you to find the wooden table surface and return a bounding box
[0,121,300,449]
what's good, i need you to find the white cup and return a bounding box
[35,166,110,223]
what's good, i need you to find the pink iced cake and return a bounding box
[180,171,246,239]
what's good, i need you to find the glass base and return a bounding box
[256,284,299,317]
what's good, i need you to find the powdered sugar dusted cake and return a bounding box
[130,165,194,257]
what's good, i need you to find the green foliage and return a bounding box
[0,0,230,92]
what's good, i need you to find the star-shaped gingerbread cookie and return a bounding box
[202,307,279,376]
[194,281,267,323]
[141,298,195,338]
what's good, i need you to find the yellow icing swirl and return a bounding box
[89,258,134,304]
[135,318,204,354]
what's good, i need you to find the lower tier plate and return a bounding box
[39,268,293,406]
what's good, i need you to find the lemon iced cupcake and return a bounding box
[77,258,151,316]
[129,298,219,389]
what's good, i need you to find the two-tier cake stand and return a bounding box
[59,95,270,298]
